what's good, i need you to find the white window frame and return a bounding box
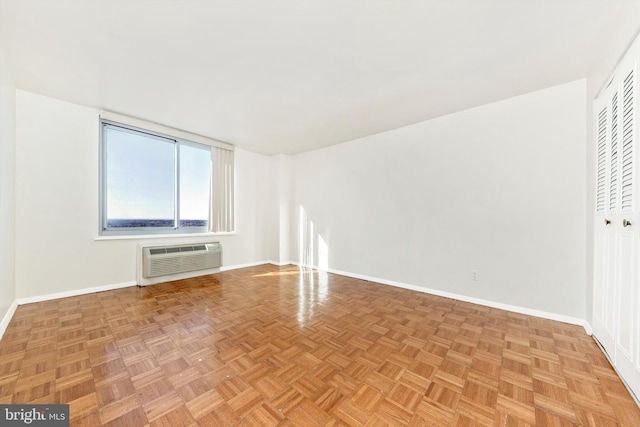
[98,112,234,236]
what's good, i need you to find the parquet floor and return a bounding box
[0,265,639,426]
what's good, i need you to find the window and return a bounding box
[99,116,233,236]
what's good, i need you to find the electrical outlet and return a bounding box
[471,270,479,281]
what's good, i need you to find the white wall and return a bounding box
[293,80,587,319]
[585,5,640,323]
[0,46,16,321]
[267,154,293,264]
[15,90,271,299]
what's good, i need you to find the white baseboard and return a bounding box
[293,262,592,335]
[0,300,18,341]
[582,321,593,336]
[267,260,293,267]
[220,260,272,271]
[221,260,294,270]
[17,281,137,305]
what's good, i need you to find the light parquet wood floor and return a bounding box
[0,264,639,426]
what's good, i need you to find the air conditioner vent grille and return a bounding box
[142,242,222,278]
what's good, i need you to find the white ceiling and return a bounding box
[0,0,633,154]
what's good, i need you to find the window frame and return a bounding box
[99,118,211,236]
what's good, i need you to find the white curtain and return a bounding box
[209,146,235,232]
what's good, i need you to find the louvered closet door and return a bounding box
[615,61,639,395]
[593,95,616,354]
[593,37,640,400]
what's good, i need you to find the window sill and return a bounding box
[94,231,236,241]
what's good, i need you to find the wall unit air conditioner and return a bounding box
[138,242,222,286]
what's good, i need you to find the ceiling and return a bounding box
[0,0,633,155]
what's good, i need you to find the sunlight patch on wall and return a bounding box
[299,205,314,268]
[298,205,329,270]
[318,235,328,271]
